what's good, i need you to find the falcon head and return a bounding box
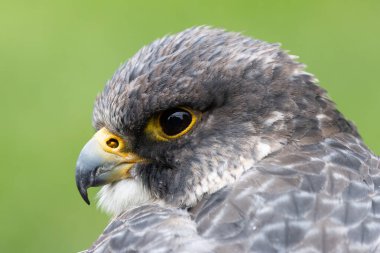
[75,27,358,216]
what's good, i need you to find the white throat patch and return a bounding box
[97,178,153,216]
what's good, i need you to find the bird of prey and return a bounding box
[75,26,380,252]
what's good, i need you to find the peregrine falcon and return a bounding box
[75,27,380,252]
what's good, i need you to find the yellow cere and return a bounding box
[95,128,126,154]
[94,128,144,162]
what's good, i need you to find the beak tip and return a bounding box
[76,174,91,205]
[76,182,91,205]
[80,189,91,205]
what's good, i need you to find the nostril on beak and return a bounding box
[106,138,119,149]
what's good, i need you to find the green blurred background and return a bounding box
[1,0,379,252]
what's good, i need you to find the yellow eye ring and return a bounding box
[145,107,198,141]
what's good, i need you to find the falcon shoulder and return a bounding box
[84,205,212,253]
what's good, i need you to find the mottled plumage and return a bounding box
[76,27,380,252]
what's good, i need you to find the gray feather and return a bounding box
[84,134,380,252]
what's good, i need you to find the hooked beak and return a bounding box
[75,128,144,205]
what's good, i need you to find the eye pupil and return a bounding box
[160,108,192,136]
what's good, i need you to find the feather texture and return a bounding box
[84,133,380,252]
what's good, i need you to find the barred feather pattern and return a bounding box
[83,133,380,253]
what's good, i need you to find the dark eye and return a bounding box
[144,107,198,141]
[159,108,193,136]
